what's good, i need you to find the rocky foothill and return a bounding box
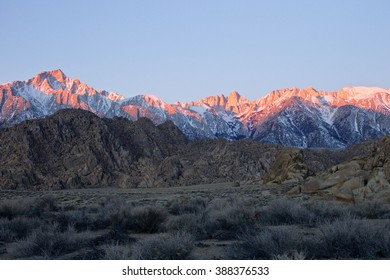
[1,109,389,202]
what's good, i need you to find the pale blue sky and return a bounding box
[1,0,389,103]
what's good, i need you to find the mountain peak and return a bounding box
[228,91,240,98]
[36,69,67,83]
[304,86,318,93]
[48,69,66,81]
[227,91,241,106]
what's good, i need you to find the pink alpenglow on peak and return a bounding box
[2,70,390,148]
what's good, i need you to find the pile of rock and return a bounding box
[288,137,390,202]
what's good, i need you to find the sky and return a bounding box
[1,0,389,103]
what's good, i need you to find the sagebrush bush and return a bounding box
[229,226,304,259]
[54,209,113,232]
[259,199,316,226]
[129,206,167,233]
[0,217,42,242]
[305,201,355,224]
[203,198,259,240]
[102,242,131,260]
[7,223,88,259]
[272,250,307,260]
[54,210,92,232]
[95,229,136,245]
[353,200,390,219]
[162,213,206,239]
[318,218,390,259]
[0,199,35,219]
[34,195,58,213]
[131,231,195,260]
[0,195,58,220]
[111,204,167,233]
[167,197,208,215]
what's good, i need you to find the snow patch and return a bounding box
[342,86,390,100]
[18,84,53,115]
[189,105,208,115]
[317,96,328,105]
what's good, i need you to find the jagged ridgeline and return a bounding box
[2,70,390,148]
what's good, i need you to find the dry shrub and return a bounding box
[131,231,195,260]
[162,213,206,239]
[203,197,259,240]
[0,199,35,219]
[0,195,58,220]
[272,250,307,260]
[259,199,316,226]
[0,217,42,242]
[167,197,208,215]
[353,200,390,219]
[318,218,390,259]
[102,242,131,260]
[304,201,355,224]
[7,223,89,259]
[111,204,167,233]
[229,226,303,259]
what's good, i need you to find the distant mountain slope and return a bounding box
[1,70,390,148]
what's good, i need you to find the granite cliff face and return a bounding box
[2,70,390,148]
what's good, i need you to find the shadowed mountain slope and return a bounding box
[0,109,376,190]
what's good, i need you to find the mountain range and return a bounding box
[1,69,390,148]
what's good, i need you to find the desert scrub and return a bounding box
[258,199,316,226]
[162,213,206,239]
[0,217,42,242]
[167,197,208,215]
[304,201,356,224]
[0,195,58,220]
[111,204,167,233]
[131,231,195,260]
[272,250,307,260]
[317,217,390,259]
[353,200,390,219]
[203,197,259,240]
[102,242,131,260]
[7,223,90,259]
[0,198,36,219]
[229,225,304,259]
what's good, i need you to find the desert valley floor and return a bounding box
[1,182,389,260]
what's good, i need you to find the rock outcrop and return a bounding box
[288,136,390,202]
[263,149,308,184]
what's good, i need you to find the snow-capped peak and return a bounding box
[2,70,390,148]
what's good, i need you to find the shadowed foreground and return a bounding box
[0,183,389,260]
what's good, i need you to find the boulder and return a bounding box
[264,149,308,184]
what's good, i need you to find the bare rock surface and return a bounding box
[289,136,390,202]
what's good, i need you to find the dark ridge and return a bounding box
[0,109,387,190]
